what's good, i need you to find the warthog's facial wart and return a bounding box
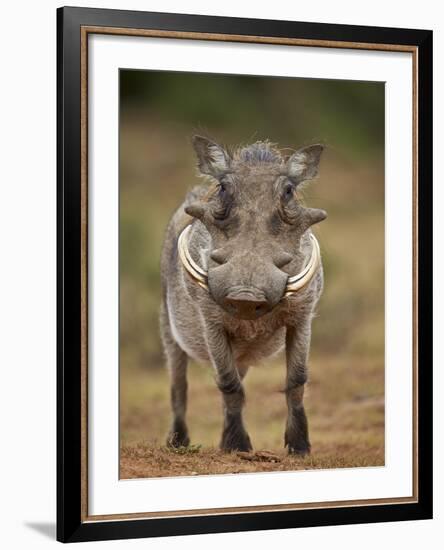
[183,136,327,320]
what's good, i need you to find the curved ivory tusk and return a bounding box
[284,234,321,295]
[177,225,209,289]
[177,224,320,296]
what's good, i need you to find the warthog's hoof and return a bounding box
[286,434,311,456]
[166,431,190,448]
[285,414,311,456]
[285,431,311,456]
[166,422,190,448]
[287,444,311,457]
[220,428,253,453]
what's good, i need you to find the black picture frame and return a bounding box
[57,5,433,543]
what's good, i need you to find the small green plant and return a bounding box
[165,444,202,455]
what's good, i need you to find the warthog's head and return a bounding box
[185,136,327,320]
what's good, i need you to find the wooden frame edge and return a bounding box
[84,496,418,523]
[82,25,418,53]
[73,19,426,534]
[80,25,89,522]
[411,47,419,502]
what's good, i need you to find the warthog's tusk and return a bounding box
[177,224,321,295]
[284,233,321,295]
[177,225,209,289]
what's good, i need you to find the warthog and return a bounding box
[160,136,327,455]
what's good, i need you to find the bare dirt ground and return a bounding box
[121,445,384,479]
[120,356,385,479]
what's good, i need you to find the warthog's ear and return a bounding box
[287,144,324,183]
[192,135,231,177]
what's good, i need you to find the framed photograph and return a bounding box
[57,6,433,543]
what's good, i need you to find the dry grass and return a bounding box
[120,356,384,479]
[121,445,384,479]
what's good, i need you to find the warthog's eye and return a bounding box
[282,181,295,202]
[278,180,300,225]
[217,182,227,198]
[211,178,233,221]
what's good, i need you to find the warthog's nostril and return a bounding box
[274,251,293,269]
[226,303,237,314]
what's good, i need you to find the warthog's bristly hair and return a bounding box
[234,141,282,165]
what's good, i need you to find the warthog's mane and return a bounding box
[232,141,284,165]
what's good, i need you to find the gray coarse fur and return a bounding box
[160,136,327,454]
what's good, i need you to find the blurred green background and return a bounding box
[119,70,385,464]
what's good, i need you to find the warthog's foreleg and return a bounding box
[166,347,189,448]
[206,326,252,452]
[284,323,311,455]
[161,304,190,448]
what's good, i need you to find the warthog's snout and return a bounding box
[223,287,271,320]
